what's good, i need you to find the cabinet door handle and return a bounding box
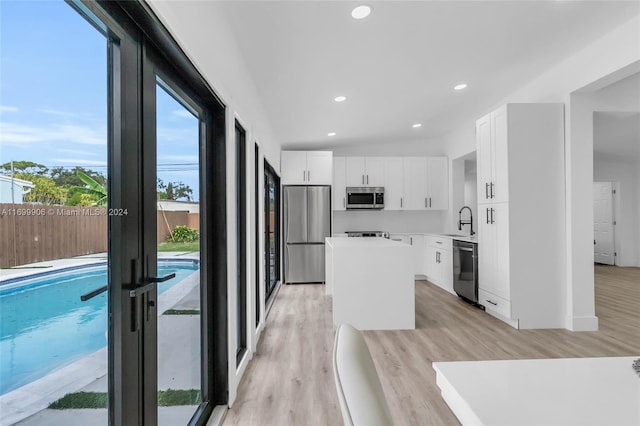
[308,170,310,181]
[429,197,432,208]
[490,208,495,224]
[490,182,494,199]
[410,237,413,245]
[401,198,403,208]
[425,198,427,208]
[367,175,369,184]
[343,197,345,208]
[362,175,364,184]
[486,299,498,306]
[486,208,490,224]
[485,183,489,199]
[303,171,306,181]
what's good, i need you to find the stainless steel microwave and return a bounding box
[346,187,384,210]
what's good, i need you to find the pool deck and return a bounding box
[0,252,201,426]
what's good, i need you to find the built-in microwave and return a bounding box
[346,187,384,210]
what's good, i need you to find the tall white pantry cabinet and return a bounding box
[476,103,565,329]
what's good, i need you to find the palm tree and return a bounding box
[75,170,107,206]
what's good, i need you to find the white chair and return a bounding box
[332,323,394,426]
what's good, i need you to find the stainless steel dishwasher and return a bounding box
[453,240,478,304]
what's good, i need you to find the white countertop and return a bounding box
[325,237,408,248]
[433,356,640,426]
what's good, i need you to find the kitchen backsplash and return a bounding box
[333,210,445,233]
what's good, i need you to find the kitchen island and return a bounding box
[325,237,415,330]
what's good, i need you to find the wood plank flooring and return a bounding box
[223,265,640,426]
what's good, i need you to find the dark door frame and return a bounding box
[70,1,228,424]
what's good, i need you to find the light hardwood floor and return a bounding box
[223,265,640,426]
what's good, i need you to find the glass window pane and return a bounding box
[0,2,108,424]
[155,82,202,424]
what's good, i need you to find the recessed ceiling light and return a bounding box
[334,96,347,102]
[328,132,336,137]
[412,123,422,128]
[351,5,372,20]
[454,83,468,91]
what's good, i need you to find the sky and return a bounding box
[0,0,200,200]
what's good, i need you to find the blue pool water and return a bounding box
[0,261,199,395]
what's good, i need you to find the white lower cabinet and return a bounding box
[388,234,427,276]
[424,236,453,293]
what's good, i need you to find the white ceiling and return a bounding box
[219,1,640,149]
[594,111,640,162]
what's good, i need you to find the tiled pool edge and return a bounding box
[0,265,200,425]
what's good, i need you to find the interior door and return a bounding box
[593,182,615,265]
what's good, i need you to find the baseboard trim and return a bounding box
[567,315,599,331]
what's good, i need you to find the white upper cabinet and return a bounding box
[336,155,449,211]
[426,157,449,210]
[383,157,404,210]
[281,151,333,185]
[345,157,385,186]
[476,106,509,204]
[333,157,347,211]
[345,157,366,186]
[402,157,429,210]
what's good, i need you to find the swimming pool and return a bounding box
[0,260,199,395]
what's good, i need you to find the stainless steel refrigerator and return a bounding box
[283,186,331,283]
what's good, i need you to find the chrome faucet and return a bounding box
[458,206,475,236]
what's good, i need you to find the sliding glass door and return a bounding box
[264,162,280,303]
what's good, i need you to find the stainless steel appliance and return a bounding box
[345,231,390,238]
[346,187,384,210]
[284,186,331,283]
[453,240,478,303]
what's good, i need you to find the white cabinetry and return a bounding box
[383,158,404,210]
[345,157,385,187]
[476,104,565,329]
[399,157,449,211]
[425,235,453,293]
[427,157,449,210]
[389,233,427,276]
[281,151,333,185]
[402,158,429,210]
[333,157,347,211]
[336,155,448,211]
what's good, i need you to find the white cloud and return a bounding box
[0,122,106,146]
[0,106,18,113]
[38,109,81,118]
[171,109,195,119]
[57,148,98,157]
[51,158,107,166]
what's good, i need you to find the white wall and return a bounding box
[146,0,282,406]
[437,14,640,330]
[594,156,640,267]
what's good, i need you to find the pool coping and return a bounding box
[0,254,200,425]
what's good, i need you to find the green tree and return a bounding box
[1,161,48,175]
[157,179,193,201]
[50,167,106,188]
[15,173,67,205]
[73,170,107,206]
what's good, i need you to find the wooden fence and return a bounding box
[0,204,199,268]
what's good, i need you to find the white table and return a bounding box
[325,237,415,330]
[433,356,640,425]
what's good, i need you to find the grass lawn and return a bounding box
[157,240,200,252]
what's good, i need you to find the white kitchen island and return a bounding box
[325,237,415,330]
